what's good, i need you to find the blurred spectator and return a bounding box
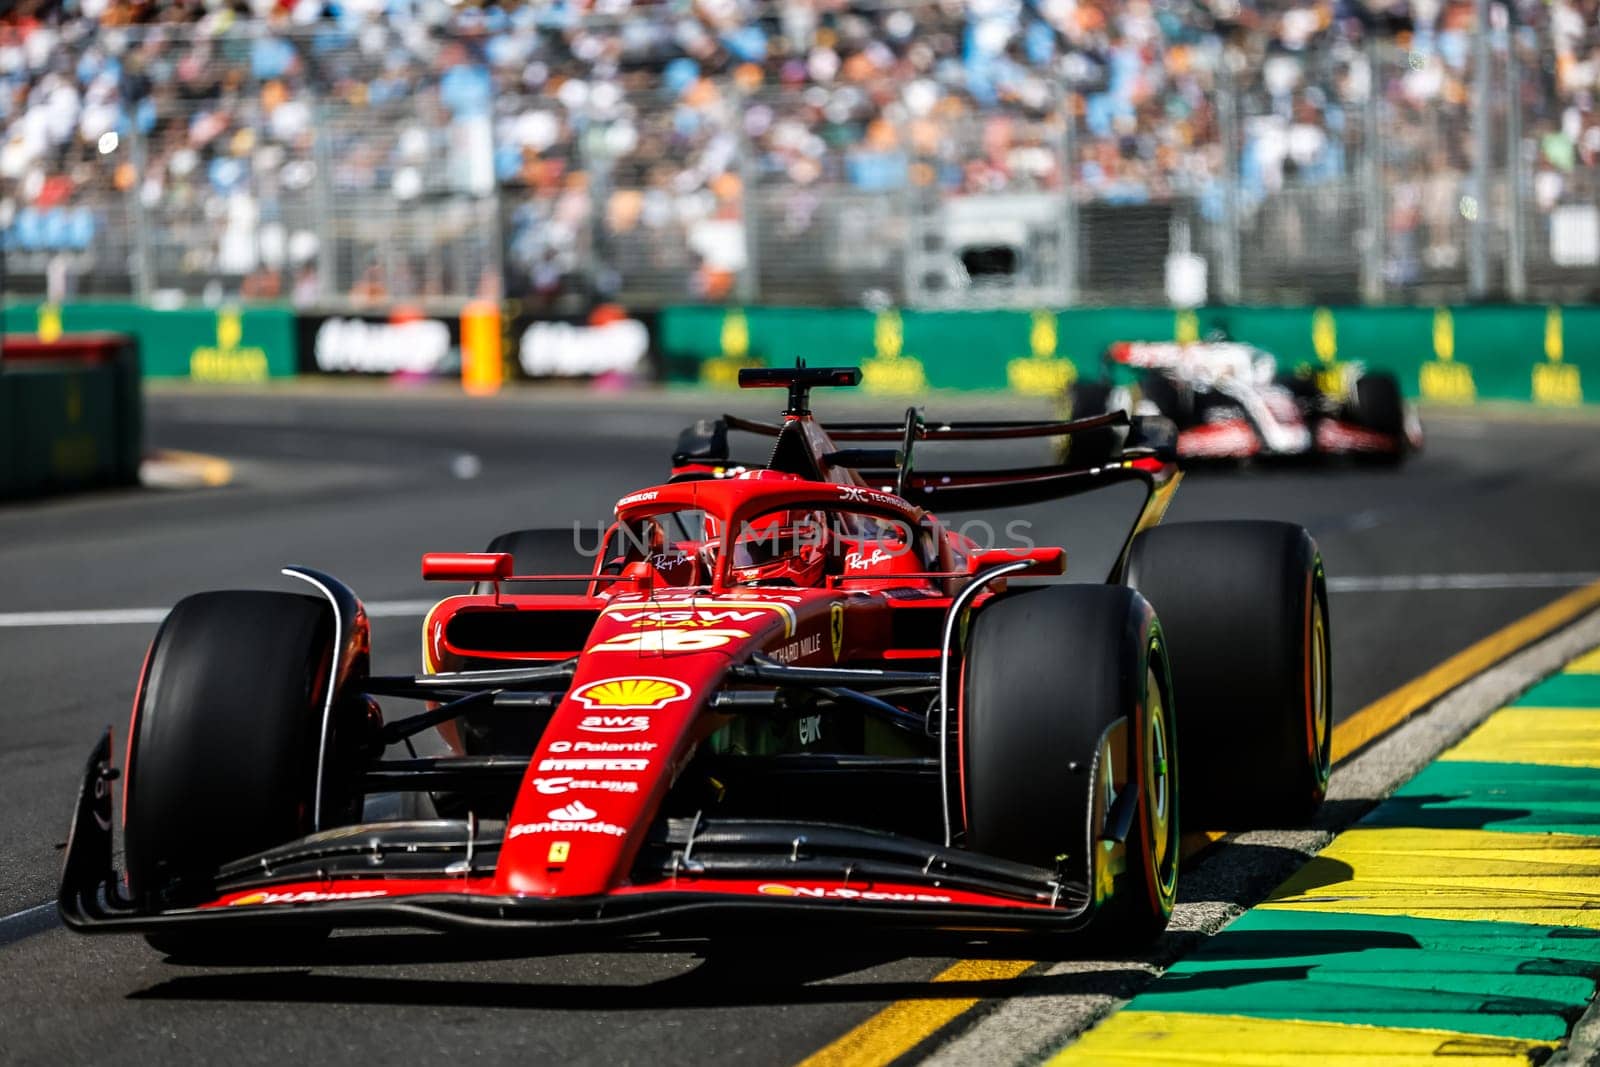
[2,0,1597,305]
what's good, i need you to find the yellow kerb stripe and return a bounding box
[1048,1010,1554,1066]
[1565,648,1600,673]
[1261,825,1600,928]
[1440,707,1600,768]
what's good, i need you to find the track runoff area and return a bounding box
[800,580,1600,1066]
[3,394,1597,1064]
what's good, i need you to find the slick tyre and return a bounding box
[961,585,1179,946]
[460,528,597,755]
[473,527,595,594]
[1060,381,1119,468]
[1141,372,1190,427]
[1351,372,1406,465]
[1124,521,1331,826]
[125,591,339,958]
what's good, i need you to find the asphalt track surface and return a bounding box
[0,386,1596,1064]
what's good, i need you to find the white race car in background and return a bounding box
[1064,341,1424,464]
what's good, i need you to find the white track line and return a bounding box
[0,908,60,947]
[1,577,1596,628]
[0,901,55,926]
[0,599,439,628]
[1327,572,1600,593]
[0,901,59,946]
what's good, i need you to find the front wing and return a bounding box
[61,733,1097,941]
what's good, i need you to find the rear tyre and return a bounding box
[1140,372,1190,426]
[961,585,1179,946]
[1060,380,1119,468]
[1124,521,1331,826]
[459,528,599,757]
[1350,372,1406,464]
[125,591,345,958]
[473,527,595,594]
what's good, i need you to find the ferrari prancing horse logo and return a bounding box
[830,604,845,661]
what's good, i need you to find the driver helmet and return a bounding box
[729,509,829,586]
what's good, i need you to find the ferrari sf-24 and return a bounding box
[60,364,1332,957]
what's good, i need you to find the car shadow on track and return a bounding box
[127,953,1153,1011]
[123,806,1374,1011]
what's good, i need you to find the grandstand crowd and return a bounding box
[2,0,1598,303]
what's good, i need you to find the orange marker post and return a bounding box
[460,300,503,396]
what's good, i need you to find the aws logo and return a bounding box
[577,715,652,734]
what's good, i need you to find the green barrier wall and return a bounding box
[2,302,295,380]
[659,305,1590,406]
[0,350,141,498]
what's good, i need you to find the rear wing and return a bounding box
[721,411,1129,443]
[672,407,1177,512]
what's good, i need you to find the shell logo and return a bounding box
[570,676,691,712]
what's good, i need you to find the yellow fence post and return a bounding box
[460,300,502,396]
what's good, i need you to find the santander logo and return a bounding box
[547,800,597,821]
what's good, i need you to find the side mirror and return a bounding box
[421,552,513,582]
[969,546,1066,576]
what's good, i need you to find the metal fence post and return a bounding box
[1468,0,1492,297]
[733,81,760,305]
[578,99,614,301]
[1057,83,1078,306]
[1504,25,1527,301]
[485,107,507,303]
[310,103,336,305]
[126,119,154,301]
[1216,53,1243,304]
[1360,37,1385,304]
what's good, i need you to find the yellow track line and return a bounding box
[795,959,1036,1067]
[144,448,234,488]
[1331,577,1600,762]
[797,576,1600,1067]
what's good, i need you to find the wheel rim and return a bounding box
[1145,665,1176,891]
[1310,595,1330,773]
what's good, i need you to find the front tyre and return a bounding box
[125,591,350,958]
[473,527,596,594]
[960,585,1179,946]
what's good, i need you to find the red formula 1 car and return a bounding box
[1064,340,1423,464]
[60,365,1332,957]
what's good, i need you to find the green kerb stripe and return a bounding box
[1124,910,1600,1042]
[1361,761,1600,837]
[1512,673,1600,707]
